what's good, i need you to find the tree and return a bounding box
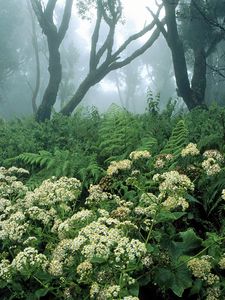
[60,0,164,116]
[148,0,225,110]
[26,0,40,114]
[0,0,24,85]
[30,0,74,122]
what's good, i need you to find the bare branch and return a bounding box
[45,0,57,18]
[30,0,44,25]
[207,62,225,79]
[90,6,102,70]
[146,6,168,41]
[109,25,162,70]
[27,0,40,114]
[112,23,154,58]
[58,0,74,44]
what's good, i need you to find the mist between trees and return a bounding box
[0,0,225,121]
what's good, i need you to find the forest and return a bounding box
[1,0,225,299]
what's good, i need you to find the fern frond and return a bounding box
[137,136,158,153]
[161,119,188,157]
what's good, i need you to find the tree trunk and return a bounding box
[162,1,209,110]
[191,47,206,106]
[60,74,95,116]
[164,1,196,110]
[31,0,73,122]
[36,36,61,122]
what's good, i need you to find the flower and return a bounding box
[206,287,221,300]
[203,150,223,162]
[129,150,151,161]
[221,190,225,201]
[48,259,63,276]
[153,170,194,195]
[162,196,189,211]
[25,177,81,208]
[11,247,48,275]
[76,260,93,282]
[219,254,225,269]
[0,259,12,282]
[202,158,221,176]
[181,143,200,157]
[187,255,212,279]
[107,159,132,176]
[90,282,100,298]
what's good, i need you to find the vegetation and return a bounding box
[0,103,225,299]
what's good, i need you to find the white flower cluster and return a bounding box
[0,259,12,282]
[202,158,221,176]
[221,190,225,201]
[49,239,74,276]
[58,209,95,239]
[0,218,29,242]
[162,196,189,211]
[90,282,100,298]
[134,193,159,217]
[0,167,28,198]
[11,247,48,275]
[114,237,147,267]
[187,255,219,285]
[129,150,151,161]
[85,184,120,208]
[0,167,148,299]
[26,177,81,208]
[107,159,132,176]
[104,285,121,299]
[76,260,93,282]
[27,206,53,225]
[154,154,173,169]
[203,150,224,162]
[187,255,212,278]
[76,221,121,261]
[219,254,225,269]
[0,166,29,176]
[153,170,194,195]
[201,149,223,176]
[206,287,221,300]
[181,143,200,157]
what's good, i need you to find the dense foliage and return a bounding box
[1,104,225,299]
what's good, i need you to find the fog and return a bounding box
[0,0,224,119]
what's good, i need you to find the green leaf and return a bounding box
[161,229,202,261]
[128,282,139,296]
[34,288,50,299]
[157,211,186,222]
[189,279,203,296]
[170,266,192,297]
[178,229,202,255]
[155,266,192,297]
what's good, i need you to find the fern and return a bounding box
[79,155,104,187]
[98,105,140,163]
[137,136,158,153]
[7,147,104,188]
[161,119,188,157]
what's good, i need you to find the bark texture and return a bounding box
[31,0,73,122]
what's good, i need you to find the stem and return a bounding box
[174,236,225,270]
[33,275,48,288]
[145,217,155,246]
